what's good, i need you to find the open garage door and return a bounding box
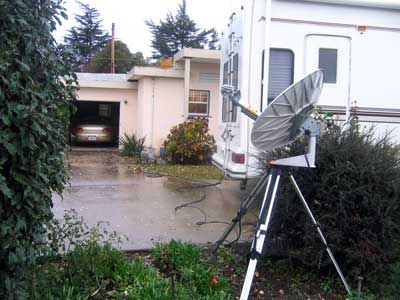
[71,101,120,147]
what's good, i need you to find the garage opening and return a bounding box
[71,101,120,147]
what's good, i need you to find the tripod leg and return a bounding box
[213,172,270,253]
[240,167,282,300]
[289,174,352,295]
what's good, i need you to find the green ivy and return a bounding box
[0,1,77,298]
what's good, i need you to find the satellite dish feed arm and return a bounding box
[221,85,259,121]
[271,118,321,168]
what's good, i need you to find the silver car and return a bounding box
[74,117,114,143]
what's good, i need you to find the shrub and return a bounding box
[38,209,126,257]
[164,118,215,165]
[119,133,145,158]
[259,120,400,286]
[0,1,77,298]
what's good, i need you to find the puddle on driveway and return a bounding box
[54,151,256,250]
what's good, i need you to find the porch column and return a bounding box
[183,57,191,119]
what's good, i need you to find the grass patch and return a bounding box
[145,164,224,180]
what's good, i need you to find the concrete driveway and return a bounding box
[53,151,255,250]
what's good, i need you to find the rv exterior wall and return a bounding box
[213,0,400,179]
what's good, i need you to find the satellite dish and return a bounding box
[215,69,352,299]
[251,70,324,152]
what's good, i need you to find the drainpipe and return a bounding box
[183,57,191,119]
[150,77,156,148]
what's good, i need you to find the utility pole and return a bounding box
[111,23,115,73]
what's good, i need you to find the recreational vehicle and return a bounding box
[212,0,400,182]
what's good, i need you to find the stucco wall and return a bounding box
[77,87,137,139]
[137,77,185,151]
[189,62,221,139]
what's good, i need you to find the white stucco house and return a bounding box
[75,48,220,153]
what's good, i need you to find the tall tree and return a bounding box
[64,2,110,71]
[146,0,217,58]
[90,40,146,73]
[208,28,220,50]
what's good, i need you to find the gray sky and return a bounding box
[54,0,231,57]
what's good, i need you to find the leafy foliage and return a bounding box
[208,29,220,50]
[0,0,77,298]
[146,0,217,58]
[152,240,229,298]
[39,209,126,257]
[259,121,400,286]
[64,1,110,71]
[34,240,230,299]
[164,118,215,165]
[91,40,146,73]
[382,262,400,299]
[119,133,146,158]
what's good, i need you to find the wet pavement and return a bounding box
[53,151,256,250]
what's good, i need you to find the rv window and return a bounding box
[267,49,294,104]
[189,90,210,116]
[319,48,337,84]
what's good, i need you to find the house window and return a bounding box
[189,90,210,116]
[98,103,111,117]
[319,48,338,84]
[267,49,294,104]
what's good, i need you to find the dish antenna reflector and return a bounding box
[251,70,323,152]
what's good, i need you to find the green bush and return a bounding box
[164,118,215,165]
[259,120,400,287]
[382,262,400,299]
[119,133,145,158]
[0,1,77,298]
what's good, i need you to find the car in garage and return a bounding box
[74,117,114,144]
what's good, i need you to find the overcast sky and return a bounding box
[54,0,231,58]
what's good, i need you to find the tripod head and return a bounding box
[270,116,321,168]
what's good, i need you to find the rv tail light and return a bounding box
[76,127,83,133]
[232,152,245,164]
[102,128,111,133]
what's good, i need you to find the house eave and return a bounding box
[173,48,220,64]
[76,73,137,89]
[127,66,185,80]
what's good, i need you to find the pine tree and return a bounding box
[146,0,216,58]
[208,28,220,50]
[64,2,110,71]
[90,40,146,73]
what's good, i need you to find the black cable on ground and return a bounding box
[143,169,242,245]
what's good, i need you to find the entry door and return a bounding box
[305,35,351,107]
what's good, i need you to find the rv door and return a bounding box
[305,35,351,118]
